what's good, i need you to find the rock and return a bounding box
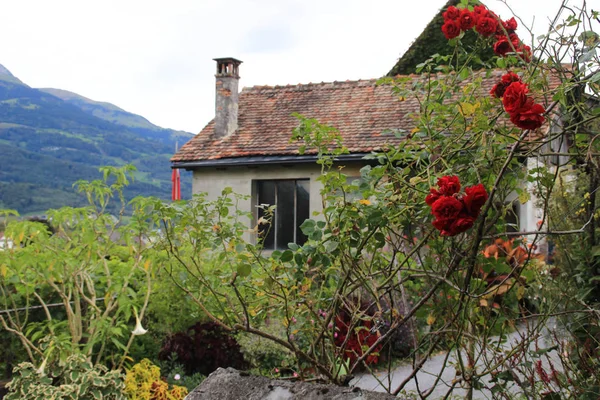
[185,368,399,400]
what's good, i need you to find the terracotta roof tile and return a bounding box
[172,70,559,163]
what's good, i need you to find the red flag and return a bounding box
[171,168,181,201]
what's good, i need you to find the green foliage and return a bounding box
[0,166,154,369]
[5,353,126,400]
[237,324,295,375]
[156,355,205,392]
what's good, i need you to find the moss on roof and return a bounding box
[386,0,495,76]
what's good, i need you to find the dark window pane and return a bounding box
[257,181,276,249]
[296,180,310,246]
[276,181,295,250]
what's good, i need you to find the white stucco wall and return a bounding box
[191,158,549,253]
[191,163,364,242]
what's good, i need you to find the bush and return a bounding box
[158,321,247,376]
[237,324,295,375]
[5,353,126,400]
[124,359,187,400]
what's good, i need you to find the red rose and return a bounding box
[431,196,463,221]
[493,33,520,56]
[501,71,521,84]
[425,188,442,206]
[502,81,529,114]
[475,17,499,37]
[472,5,489,21]
[493,36,511,56]
[433,214,474,236]
[510,103,546,130]
[442,20,461,39]
[517,44,532,62]
[443,6,461,21]
[451,215,476,234]
[463,183,488,216]
[490,72,521,98]
[459,9,476,30]
[501,17,518,33]
[437,175,461,196]
[432,218,456,236]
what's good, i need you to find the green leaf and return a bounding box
[280,250,294,263]
[324,240,339,253]
[300,219,316,235]
[237,264,251,277]
[518,190,530,204]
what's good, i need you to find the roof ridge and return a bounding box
[241,78,382,93]
[240,67,548,94]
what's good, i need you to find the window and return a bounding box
[256,179,310,250]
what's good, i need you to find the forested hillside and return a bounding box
[0,64,193,214]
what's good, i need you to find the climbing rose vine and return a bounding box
[426,176,488,236]
[443,4,544,130]
[491,72,546,130]
[442,4,531,61]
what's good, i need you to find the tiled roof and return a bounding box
[172,70,556,163]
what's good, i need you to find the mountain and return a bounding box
[0,64,194,215]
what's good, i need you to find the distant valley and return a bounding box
[0,64,193,215]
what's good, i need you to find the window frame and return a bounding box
[254,179,310,250]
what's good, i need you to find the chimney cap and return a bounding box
[214,58,243,78]
[213,57,243,64]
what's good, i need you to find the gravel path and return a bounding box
[351,319,567,399]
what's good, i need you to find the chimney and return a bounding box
[213,57,242,138]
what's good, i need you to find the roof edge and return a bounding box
[172,153,372,169]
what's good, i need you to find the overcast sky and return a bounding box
[1,0,570,134]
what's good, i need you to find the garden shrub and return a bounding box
[158,321,247,376]
[237,324,295,375]
[124,359,187,400]
[5,353,126,400]
[333,300,382,368]
[156,355,205,392]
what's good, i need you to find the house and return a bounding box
[170,57,556,250]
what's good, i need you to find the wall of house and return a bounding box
[191,162,365,242]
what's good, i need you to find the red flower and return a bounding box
[334,312,381,366]
[443,6,461,21]
[459,9,476,30]
[493,33,520,56]
[432,218,456,236]
[431,196,463,221]
[432,213,474,236]
[490,72,521,98]
[427,176,487,236]
[501,17,518,33]
[437,175,461,196]
[451,215,476,234]
[425,188,442,206]
[463,184,488,216]
[502,81,529,114]
[442,19,461,39]
[475,17,499,37]
[472,5,489,21]
[510,103,546,130]
[517,43,532,62]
